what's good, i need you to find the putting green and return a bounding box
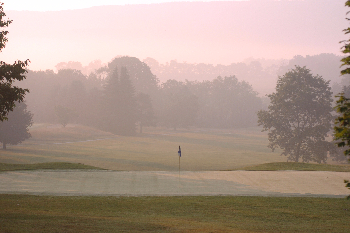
[0,170,349,197]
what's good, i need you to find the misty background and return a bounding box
[4,0,349,139]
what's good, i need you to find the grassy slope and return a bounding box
[1,195,349,233]
[0,124,287,171]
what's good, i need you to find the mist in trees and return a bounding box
[17,52,346,140]
[102,66,137,135]
[17,55,266,135]
[9,49,343,162]
[143,57,281,96]
[144,53,347,99]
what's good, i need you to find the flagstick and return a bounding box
[179,155,180,177]
[178,145,181,180]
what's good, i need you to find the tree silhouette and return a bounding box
[258,66,334,163]
[102,66,137,135]
[0,3,30,121]
[136,92,156,133]
[0,102,33,149]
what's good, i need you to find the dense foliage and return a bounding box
[258,66,334,163]
[18,56,262,133]
[334,0,350,158]
[0,3,29,121]
[0,102,33,149]
[102,66,137,135]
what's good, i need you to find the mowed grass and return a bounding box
[0,194,349,233]
[0,124,287,171]
[0,162,104,172]
[2,161,350,172]
[241,162,350,172]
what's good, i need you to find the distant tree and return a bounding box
[334,0,350,158]
[102,66,137,135]
[83,87,104,128]
[258,66,334,163]
[0,102,33,149]
[159,80,199,130]
[277,53,343,86]
[118,67,137,135]
[102,66,121,133]
[210,76,261,128]
[107,56,159,97]
[185,76,261,128]
[55,61,83,73]
[136,92,156,133]
[55,69,86,86]
[66,80,87,123]
[55,105,76,128]
[0,3,30,121]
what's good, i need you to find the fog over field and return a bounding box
[2,0,350,167]
[3,1,346,95]
[4,3,350,232]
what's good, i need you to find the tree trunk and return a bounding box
[295,142,301,162]
[3,143,6,150]
[139,121,143,134]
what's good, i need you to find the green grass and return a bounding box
[0,194,349,233]
[240,162,350,172]
[0,162,105,172]
[0,124,287,171]
[2,161,350,172]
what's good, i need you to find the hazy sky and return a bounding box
[1,1,346,71]
[3,0,241,11]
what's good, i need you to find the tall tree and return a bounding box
[258,66,334,163]
[102,66,137,135]
[102,66,120,134]
[107,56,159,97]
[136,92,156,133]
[0,3,30,121]
[0,102,33,149]
[334,0,350,158]
[159,80,199,130]
[118,67,137,136]
[210,76,260,128]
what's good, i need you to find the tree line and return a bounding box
[16,56,261,136]
[3,0,350,169]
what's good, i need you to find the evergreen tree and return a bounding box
[334,0,350,158]
[103,67,120,134]
[0,102,33,149]
[118,67,137,136]
[108,56,158,97]
[102,66,137,135]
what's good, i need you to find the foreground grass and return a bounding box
[0,162,104,172]
[0,195,349,233]
[241,162,350,172]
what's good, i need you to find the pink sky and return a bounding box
[1,1,347,71]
